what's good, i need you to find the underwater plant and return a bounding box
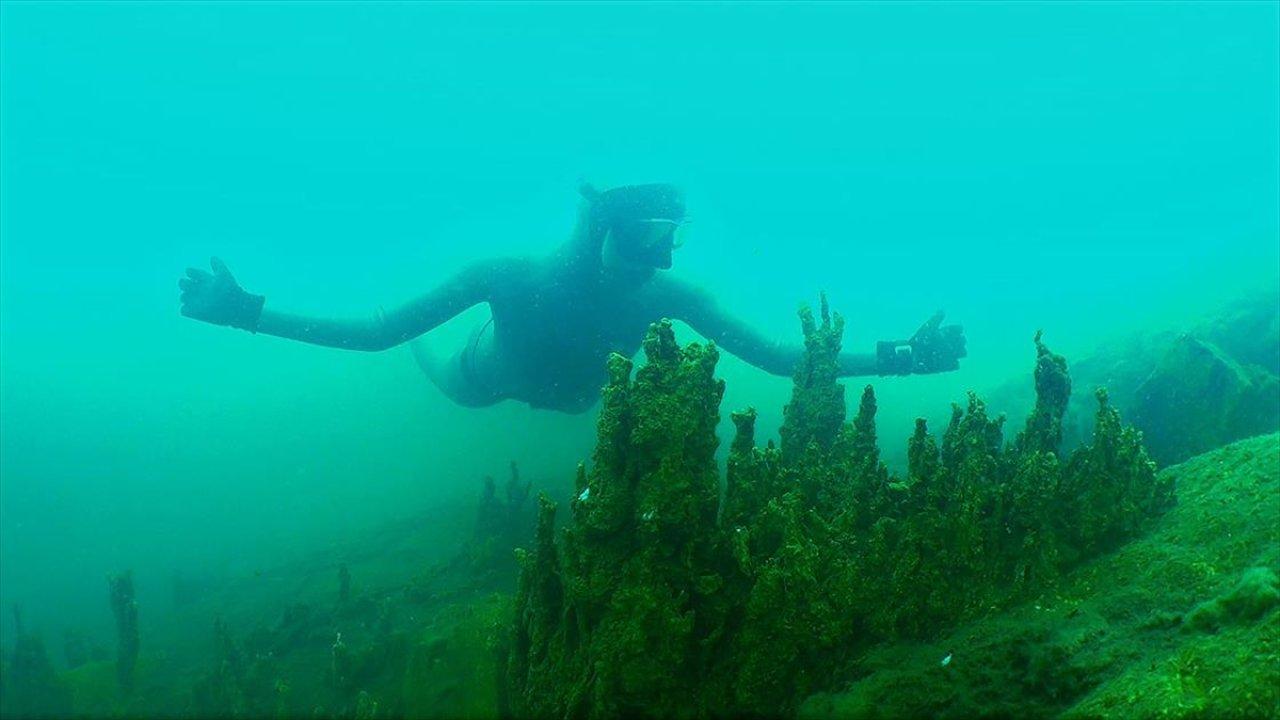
[507,301,1174,717]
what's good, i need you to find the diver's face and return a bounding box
[609,219,682,270]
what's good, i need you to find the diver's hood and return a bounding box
[572,182,686,271]
[589,183,686,226]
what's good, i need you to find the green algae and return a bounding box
[0,479,511,720]
[800,433,1280,720]
[402,594,510,720]
[507,303,1177,718]
[0,607,73,719]
[508,319,728,718]
[1185,567,1280,633]
[58,655,196,719]
[25,302,1273,719]
[108,571,140,694]
[1017,330,1071,456]
[985,293,1280,468]
[779,293,846,460]
[1132,335,1280,467]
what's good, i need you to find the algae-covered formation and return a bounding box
[508,319,727,717]
[802,433,1280,720]
[0,606,73,719]
[507,303,1178,717]
[984,291,1280,467]
[1131,333,1280,466]
[12,302,1272,719]
[473,461,535,573]
[407,461,537,609]
[108,570,140,694]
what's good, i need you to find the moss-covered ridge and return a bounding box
[2,493,512,719]
[12,302,1266,719]
[983,292,1280,468]
[801,432,1280,719]
[508,301,1175,718]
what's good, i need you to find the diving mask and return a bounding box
[612,217,688,269]
[589,183,689,268]
[632,218,687,249]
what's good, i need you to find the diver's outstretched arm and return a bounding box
[180,257,511,351]
[654,277,880,377]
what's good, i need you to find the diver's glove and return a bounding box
[876,311,967,375]
[178,257,265,332]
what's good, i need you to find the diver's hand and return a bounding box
[178,257,265,332]
[908,311,966,374]
[876,311,967,375]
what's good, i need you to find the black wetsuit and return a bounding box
[180,189,959,414]
[424,260,882,412]
[254,214,878,413]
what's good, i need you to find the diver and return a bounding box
[178,183,967,413]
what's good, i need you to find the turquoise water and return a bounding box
[1,0,1276,678]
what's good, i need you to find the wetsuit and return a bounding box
[179,185,964,413]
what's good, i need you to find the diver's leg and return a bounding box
[408,325,506,408]
[409,337,449,390]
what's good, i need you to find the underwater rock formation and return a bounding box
[407,461,537,609]
[191,614,293,718]
[1131,334,1280,466]
[339,564,352,605]
[801,433,1280,720]
[32,303,1258,719]
[192,617,247,716]
[1184,566,1280,633]
[507,305,1174,717]
[509,319,727,718]
[1197,291,1280,377]
[985,291,1280,467]
[108,570,140,693]
[62,627,106,670]
[0,605,73,719]
[474,461,534,556]
[779,293,846,460]
[1016,330,1071,455]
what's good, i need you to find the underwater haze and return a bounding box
[1,2,1277,718]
